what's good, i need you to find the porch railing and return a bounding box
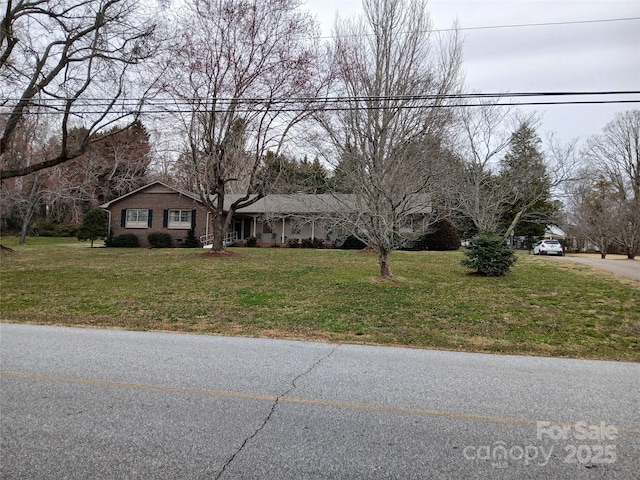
[199,231,239,247]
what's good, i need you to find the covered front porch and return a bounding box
[201,214,338,247]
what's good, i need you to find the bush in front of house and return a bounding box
[246,236,258,247]
[287,237,300,248]
[301,237,323,248]
[461,233,516,277]
[425,219,461,251]
[106,233,139,248]
[148,233,172,248]
[182,229,200,248]
[399,234,427,251]
[334,234,367,250]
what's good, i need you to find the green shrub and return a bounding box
[399,234,427,251]
[34,219,78,237]
[287,237,300,248]
[182,229,200,248]
[246,236,258,247]
[106,234,139,248]
[335,234,367,250]
[425,219,461,251]
[461,234,516,277]
[148,233,172,248]
[301,237,323,248]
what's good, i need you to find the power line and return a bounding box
[4,90,639,105]
[321,16,640,39]
[2,91,639,115]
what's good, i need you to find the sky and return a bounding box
[305,0,640,146]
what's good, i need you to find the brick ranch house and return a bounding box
[100,181,431,248]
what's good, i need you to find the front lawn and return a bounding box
[1,237,639,361]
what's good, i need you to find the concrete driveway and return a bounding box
[562,254,640,282]
[2,323,639,479]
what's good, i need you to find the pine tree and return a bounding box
[500,122,556,237]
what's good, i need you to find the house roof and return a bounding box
[99,181,201,208]
[227,194,357,216]
[100,181,431,217]
[545,225,567,238]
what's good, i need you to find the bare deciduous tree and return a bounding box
[582,109,640,258]
[0,114,52,243]
[318,0,462,278]
[0,0,161,179]
[567,174,619,258]
[447,103,514,236]
[167,0,326,252]
[43,122,152,224]
[450,107,573,240]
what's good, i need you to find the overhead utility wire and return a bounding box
[6,90,640,107]
[2,92,639,115]
[4,100,639,115]
[428,16,640,33]
[321,16,640,38]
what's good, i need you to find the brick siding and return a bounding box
[107,190,209,248]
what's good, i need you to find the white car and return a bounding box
[534,239,564,256]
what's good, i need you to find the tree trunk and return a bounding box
[503,209,524,240]
[599,237,607,259]
[18,175,41,245]
[205,186,225,252]
[210,213,225,252]
[378,250,393,279]
[19,219,29,245]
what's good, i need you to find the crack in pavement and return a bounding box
[213,344,341,480]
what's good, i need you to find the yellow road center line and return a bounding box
[3,370,639,435]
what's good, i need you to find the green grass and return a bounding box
[1,236,639,361]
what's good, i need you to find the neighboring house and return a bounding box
[544,225,567,240]
[100,181,431,247]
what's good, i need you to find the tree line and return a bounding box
[1,0,638,275]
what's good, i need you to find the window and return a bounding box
[125,209,149,228]
[168,209,192,229]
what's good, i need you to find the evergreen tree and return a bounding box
[500,122,557,237]
[77,208,108,247]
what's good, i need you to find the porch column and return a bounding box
[281,217,286,244]
[311,220,315,240]
[253,216,257,237]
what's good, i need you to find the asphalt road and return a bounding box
[1,323,639,479]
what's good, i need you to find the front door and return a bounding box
[234,218,243,240]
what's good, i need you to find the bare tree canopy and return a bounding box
[586,109,640,202]
[318,0,463,278]
[0,0,162,179]
[167,0,326,252]
[450,106,572,240]
[576,109,640,258]
[448,103,514,236]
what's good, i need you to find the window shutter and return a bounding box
[191,210,196,228]
[120,209,126,227]
[148,210,153,228]
[163,210,168,228]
